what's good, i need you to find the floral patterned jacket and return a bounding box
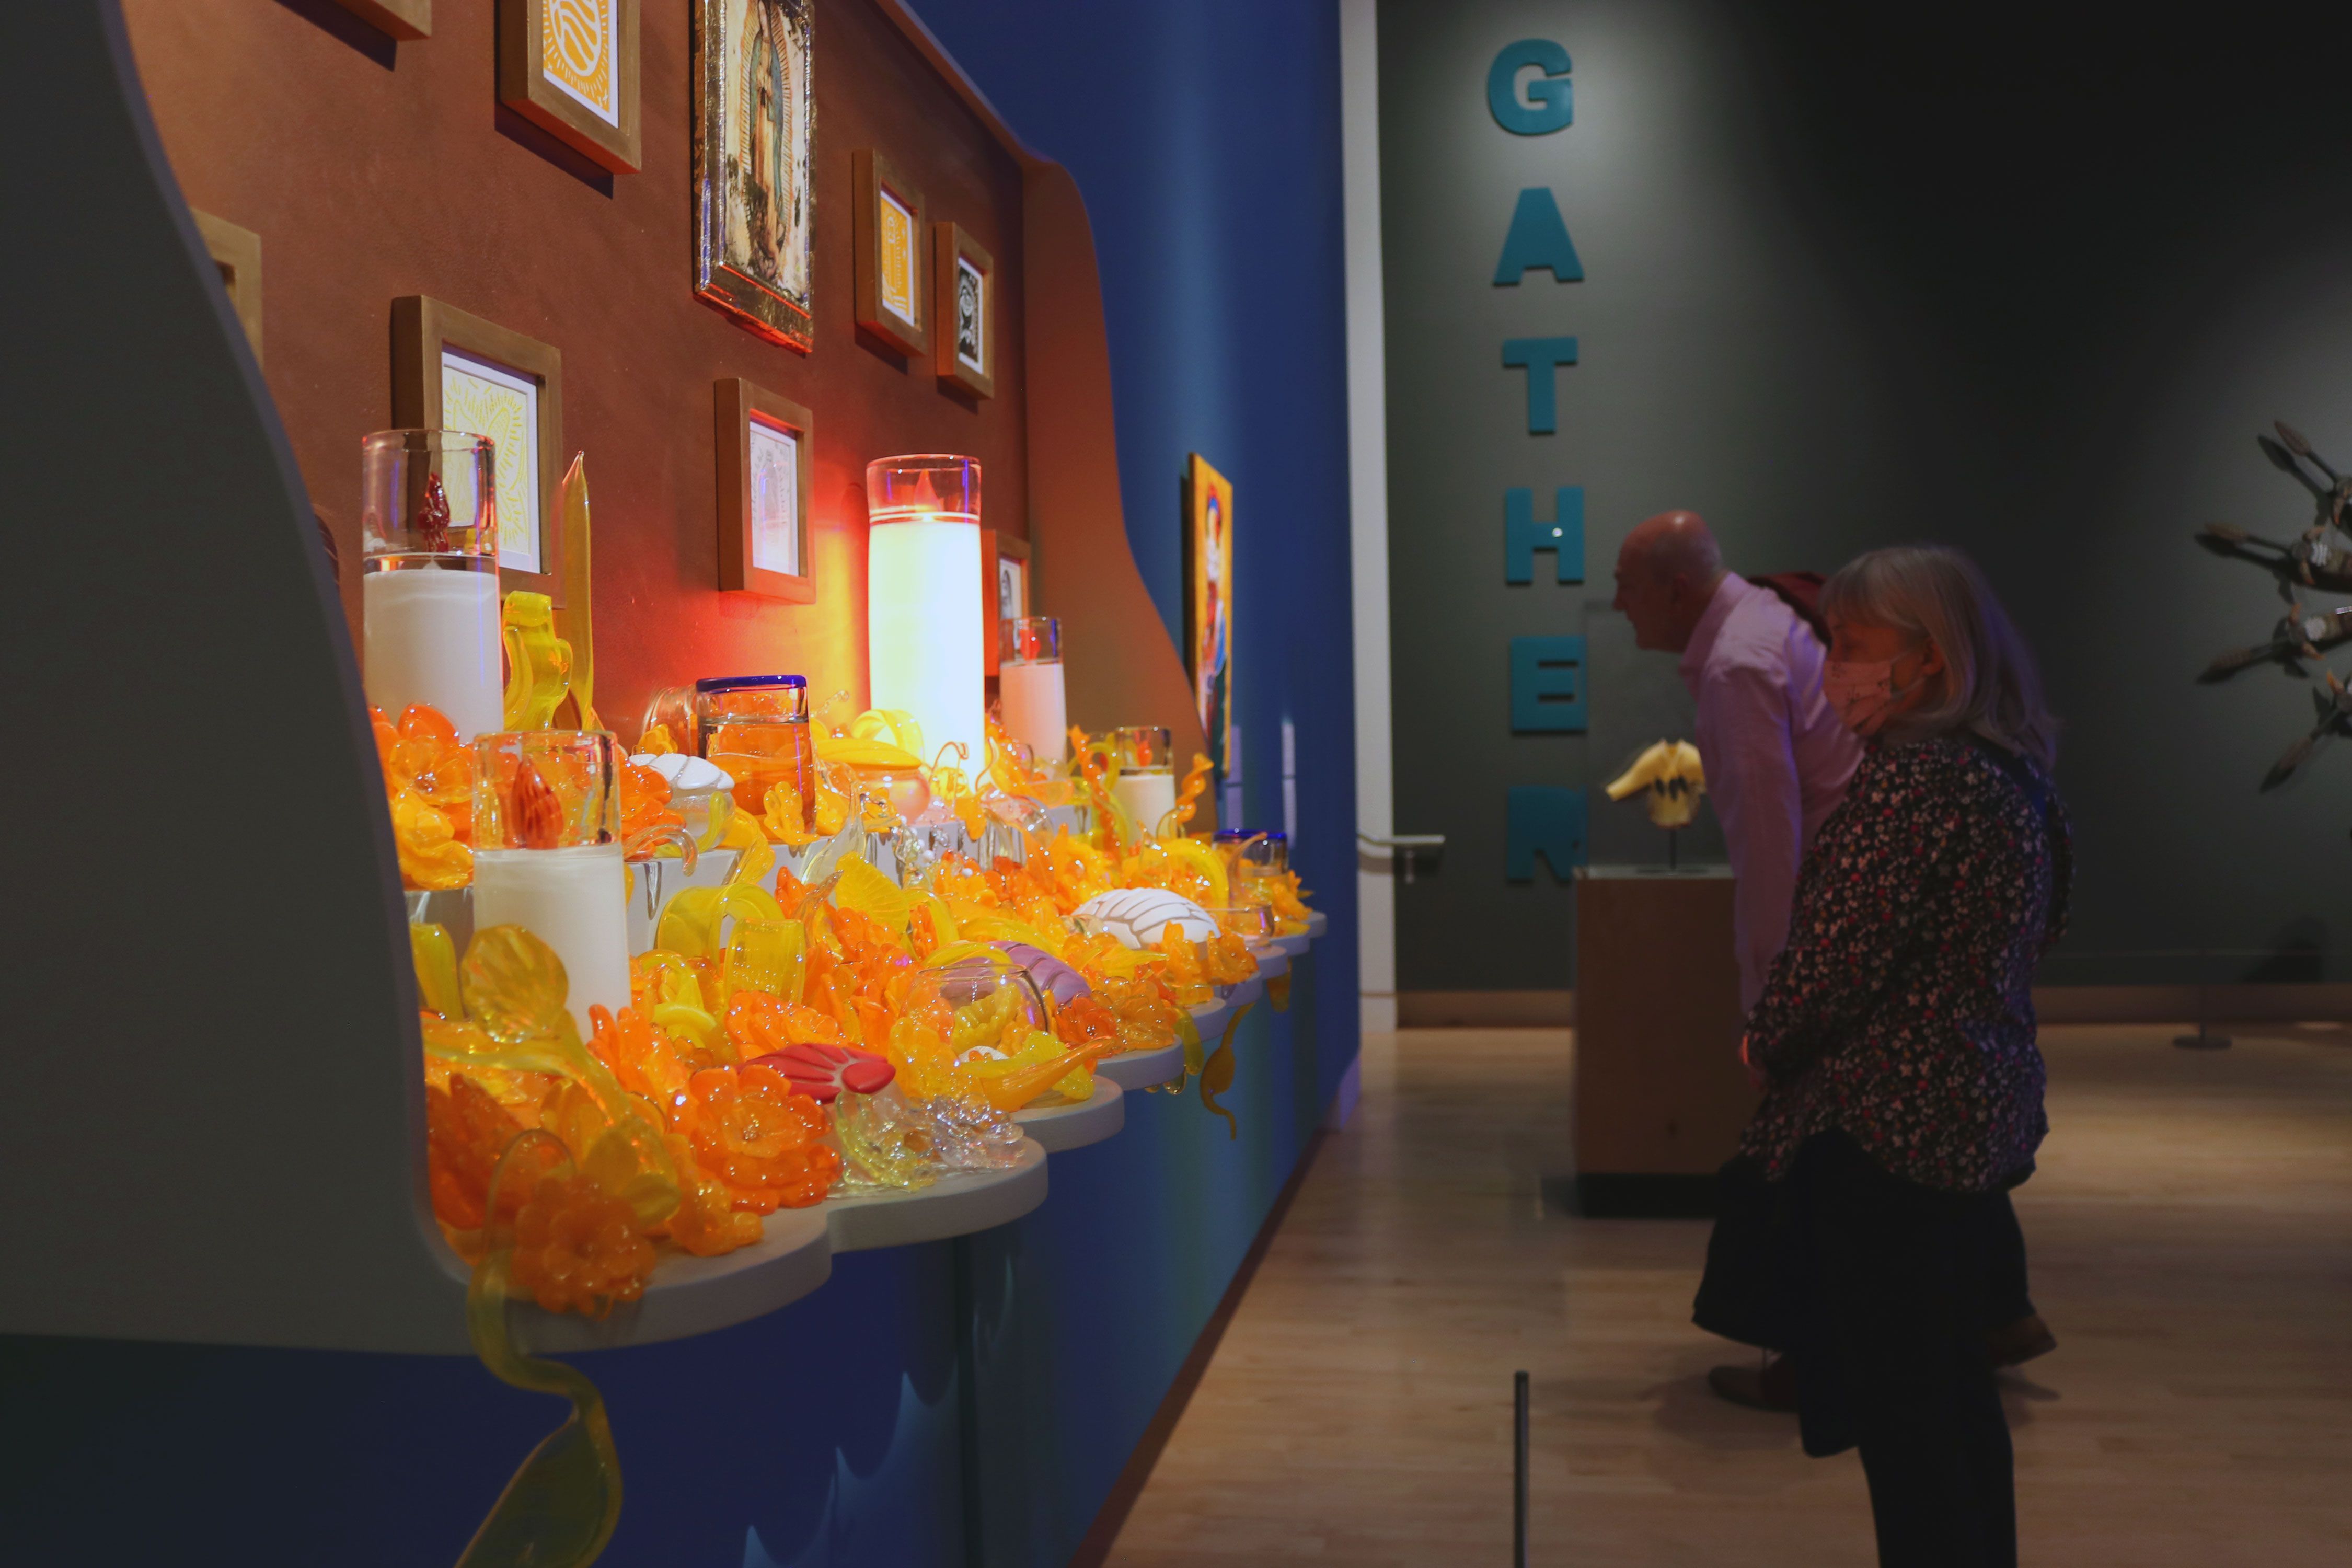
[1739,734,2072,1192]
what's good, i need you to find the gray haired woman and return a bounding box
[1737,545,2070,1567]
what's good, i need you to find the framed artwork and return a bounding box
[852,149,926,357]
[715,378,816,602]
[692,0,815,351]
[329,0,431,39]
[982,532,1028,675]
[391,296,565,600]
[1182,454,1236,779]
[191,210,262,364]
[931,222,994,398]
[499,0,642,172]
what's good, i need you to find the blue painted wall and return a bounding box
[1,3,1359,1565]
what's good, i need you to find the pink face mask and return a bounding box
[1823,658,1907,733]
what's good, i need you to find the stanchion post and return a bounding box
[1513,1369,1530,1567]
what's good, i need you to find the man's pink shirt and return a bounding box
[1677,574,1863,1012]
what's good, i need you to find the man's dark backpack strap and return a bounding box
[1751,571,1831,647]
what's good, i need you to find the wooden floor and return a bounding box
[1101,1024,2352,1565]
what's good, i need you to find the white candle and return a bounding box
[999,659,1068,765]
[364,566,503,740]
[471,843,631,1034]
[869,517,986,769]
[1112,769,1178,838]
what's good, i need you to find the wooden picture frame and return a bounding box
[852,149,927,357]
[931,222,995,398]
[391,296,565,602]
[499,0,641,174]
[693,0,815,352]
[191,210,262,364]
[715,378,816,603]
[982,532,1029,675]
[329,0,431,39]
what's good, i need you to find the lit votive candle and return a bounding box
[360,430,503,740]
[1110,724,1178,837]
[999,616,1068,765]
[471,729,630,1033]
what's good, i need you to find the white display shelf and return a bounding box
[513,1205,832,1356]
[1094,1040,1186,1090]
[1307,910,1328,939]
[491,1138,1048,1355]
[823,1136,1048,1252]
[1012,1076,1125,1152]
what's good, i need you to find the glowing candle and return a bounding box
[360,430,504,739]
[999,616,1068,765]
[1110,724,1177,836]
[867,456,986,770]
[471,730,629,1033]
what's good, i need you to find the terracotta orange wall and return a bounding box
[122,0,1027,735]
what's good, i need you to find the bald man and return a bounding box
[1611,511,1860,1012]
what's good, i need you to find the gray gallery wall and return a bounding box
[1380,0,2352,992]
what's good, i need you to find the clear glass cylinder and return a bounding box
[471,730,622,850]
[1001,616,1059,664]
[1214,828,1289,875]
[867,453,981,523]
[1112,725,1174,773]
[697,674,815,827]
[361,430,503,740]
[867,454,986,771]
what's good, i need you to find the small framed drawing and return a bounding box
[190,210,262,363]
[498,0,641,172]
[931,222,995,398]
[981,532,1029,675]
[391,296,565,601]
[852,149,926,358]
[716,378,816,603]
[693,0,815,351]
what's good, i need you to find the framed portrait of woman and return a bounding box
[693,0,815,351]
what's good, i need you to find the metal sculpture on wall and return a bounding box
[2194,421,2352,817]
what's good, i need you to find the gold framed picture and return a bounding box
[693,0,815,351]
[498,0,641,172]
[853,149,926,358]
[932,221,994,399]
[391,296,566,601]
[715,378,816,603]
[1183,454,1236,779]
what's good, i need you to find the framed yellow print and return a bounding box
[391,296,566,602]
[853,149,927,358]
[499,0,642,173]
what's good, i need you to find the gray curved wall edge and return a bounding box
[0,2,455,1350]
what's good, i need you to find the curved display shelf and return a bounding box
[1095,1040,1186,1090]
[437,1139,1050,1355]
[513,1206,833,1356]
[1012,1076,1126,1152]
[1307,911,1328,939]
[823,1137,1048,1252]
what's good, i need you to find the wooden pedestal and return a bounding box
[1572,866,1757,1215]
